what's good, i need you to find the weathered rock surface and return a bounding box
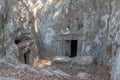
[0,0,120,64]
[115,30,120,46]
[52,56,93,66]
[1,0,120,79]
[111,48,120,80]
[0,77,21,80]
[72,56,93,66]
[77,72,91,80]
[41,67,70,78]
[52,56,72,65]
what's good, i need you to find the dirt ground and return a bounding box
[34,59,111,80]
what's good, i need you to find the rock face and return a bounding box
[0,0,39,65]
[1,0,120,79]
[72,56,93,66]
[115,30,120,46]
[15,0,120,67]
[0,0,119,63]
[111,48,120,80]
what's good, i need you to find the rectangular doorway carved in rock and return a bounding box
[70,40,78,57]
[24,51,30,64]
[57,39,78,57]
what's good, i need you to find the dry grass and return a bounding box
[34,59,51,67]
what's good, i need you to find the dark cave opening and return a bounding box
[24,53,27,64]
[14,38,22,44]
[70,40,78,57]
[24,51,30,64]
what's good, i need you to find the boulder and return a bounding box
[51,56,72,65]
[41,67,70,78]
[76,72,91,80]
[72,56,93,66]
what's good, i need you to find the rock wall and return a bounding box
[0,0,39,65]
[0,0,117,62]
[1,0,120,79]
[35,0,120,79]
[35,0,120,64]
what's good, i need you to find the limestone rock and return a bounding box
[111,47,120,80]
[52,56,72,65]
[41,67,70,78]
[115,30,120,46]
[72,56,93,66]
[77,72,91,80]
[53,69,70,77]
[0,77,21,80]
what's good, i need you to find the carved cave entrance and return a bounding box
[57,34,80,57]
[14,38,22,44]
[24,52,29,64]
[61,40,78,57]
[70,40,78,57]
[14,35,35,65]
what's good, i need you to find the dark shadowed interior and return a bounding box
[70,40,78,57]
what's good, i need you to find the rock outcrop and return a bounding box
[52,56,93,66]
[1,0,120,80]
